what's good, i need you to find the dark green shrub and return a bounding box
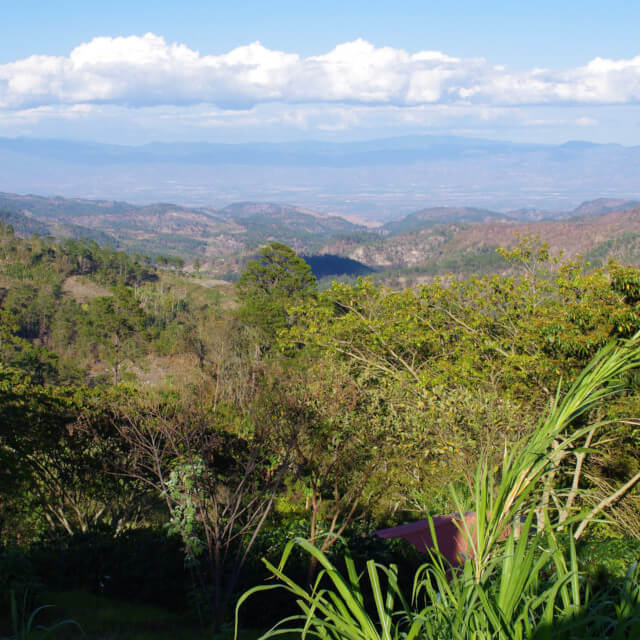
[29,528,187,608]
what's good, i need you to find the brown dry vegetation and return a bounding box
[331,206,640,273]
[452,207,640,258]
[62,275,112,302]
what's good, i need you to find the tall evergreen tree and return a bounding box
[236,242,316,344]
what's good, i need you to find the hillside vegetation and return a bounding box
[1,223,640,636]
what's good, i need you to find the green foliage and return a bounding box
[281,242,640,514]
[585,231,640,268]
[0,212,50,237]
[238,334,640,639]
[163,459,206,559]
[0,367,155,542]
[82,286,149,384]
[0,226,155,287]
[257,358,397,560]
[237,242,316,343]
[2,590,80,640]
[155,254,187,270]
[0,229,221,385]
[237,537,419,640]
[578,537,640,583]
[3,228,640,630]
[373,244,509,286]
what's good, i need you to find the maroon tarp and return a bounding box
[374,512,477,566]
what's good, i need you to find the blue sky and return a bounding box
[2,0,640,144]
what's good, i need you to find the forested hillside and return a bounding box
[1,228,640,637]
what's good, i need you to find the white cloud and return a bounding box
[1,34,640,112]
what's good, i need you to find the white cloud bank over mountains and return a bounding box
[2,33,640,110]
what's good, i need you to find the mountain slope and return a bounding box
[451,207,640,261]
[4,190,640,280]
[324,203,640,276]
[382,207,512,235]
[0,192,366,263]
[0,206,116,244]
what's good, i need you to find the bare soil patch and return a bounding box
[62,276,111,302]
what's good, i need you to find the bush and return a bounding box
[0,545,40,619]
[28,528,187,608]
[236,516,422,629]
[578,536,640,585]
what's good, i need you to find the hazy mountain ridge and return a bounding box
[2,135,640,217]
[0,192,363,233]
[0,135,552,167]
[570,198,640,218]
[381,207,514,236]
[219,202,363,237]
[4,135,637,168]
[450,206,640,261]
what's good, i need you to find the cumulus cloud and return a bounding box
[1,34,640,110]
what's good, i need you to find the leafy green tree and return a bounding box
[258,357,395,579]
[172,256,185,271]
[0,367,147,541]
[0,305,60,384]
[83,287,148,384]
[282,241,640,517]
[113,392,289,625]
[236,242,316,344]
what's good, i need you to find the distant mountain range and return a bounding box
[379,198,640,234]
[2,191,640,281]
[2,135,640,218]
[0,193,367,264]
[333,200,640,278]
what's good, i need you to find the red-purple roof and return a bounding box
[374,511,476,566]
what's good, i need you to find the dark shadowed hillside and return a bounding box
[301,253,374,279]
